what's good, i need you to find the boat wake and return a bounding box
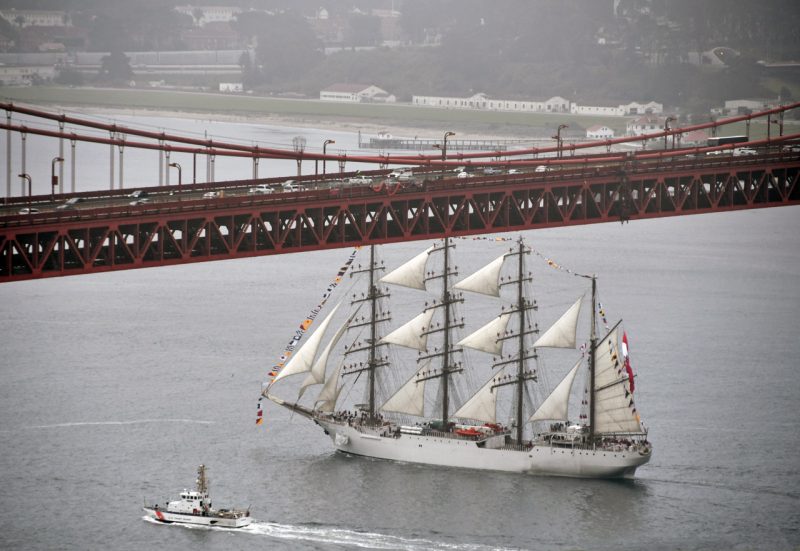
[143,517,513,550]
[17,419,214,430]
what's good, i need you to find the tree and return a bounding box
[98,49,133,83]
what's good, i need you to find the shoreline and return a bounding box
[41,103,531,143]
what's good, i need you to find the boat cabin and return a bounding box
[167,489,211,515]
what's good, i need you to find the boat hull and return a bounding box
[321,421,650,479]
[143,507,251,528]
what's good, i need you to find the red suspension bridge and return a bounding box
[1,101,798,282]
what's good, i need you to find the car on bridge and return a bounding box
[57,197,84,209]
[203,191,221,198]
[129,190,148,198]
[282,180,301,192]
[347,175,372,185]
[733,147,757,156]
[18,207,39,214]
[249,184,274,194]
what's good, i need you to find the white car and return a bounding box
[347,175,372,185]
[456,171,474,179]
[388,169,408,179]
[535,165,549,172]
[203,191,221,198]
[508,168,522,174]
[248,184,273,194]
[18,207,40,214]
[282,180,300,192]
[733,147,757,156]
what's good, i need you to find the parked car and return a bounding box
[203,191,221,198]
[57,197,83,209]
[248,184,274,194]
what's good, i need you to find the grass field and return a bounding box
[1,86,635,136]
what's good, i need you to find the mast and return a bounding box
[589,275,597,438]
[441,237,453,425]
[368,245,378,419]
[342,245,389,423]
[515,238,526,443]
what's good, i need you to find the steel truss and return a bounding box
[2,156,798,282]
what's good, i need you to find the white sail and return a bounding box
[457,313,512,356]
[533,297,582,349]
[453,369,505,424]
[272,302,342,385]
[298,309,356,400]
[454,254,506,297]
[379,309,435,352]
[315,362,344,413]
[528,359,582,423]
[380,246,433,291]
[380,362,429,416]
[593,327,643,434]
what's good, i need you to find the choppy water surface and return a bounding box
[0,114,798,550]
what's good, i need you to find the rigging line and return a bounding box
[258,247,362,408]
[529,247,592,279]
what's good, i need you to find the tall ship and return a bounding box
[264,237,652,478]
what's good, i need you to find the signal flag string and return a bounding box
[256,246,362,426]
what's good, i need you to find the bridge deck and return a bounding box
[1,152,798,282]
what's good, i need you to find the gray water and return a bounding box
[0,113,798,550]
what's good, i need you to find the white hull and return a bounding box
[320,421,650,478]
[143,507,251,528]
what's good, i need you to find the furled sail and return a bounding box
[528,359,582,423]
[593,326,643,434]
[379,309,435,352]
[380,362,429,416]
[453,369,505,424]
[533,297,582,349]
[298,309,357,400]
[272,302,342,385]
[380,246,433,291]
[314,362,344,413]
[454,254,507,297]
[457,313,512,356]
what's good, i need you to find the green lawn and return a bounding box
[1,86,633,135]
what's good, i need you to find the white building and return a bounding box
[620,101,663,115]
[320,83,395,103]
[571,100,662,117]
[174,5,243,27]
[586,125,615,139]
[0,9,68,27]
[723,98,777,114]
[571,104,624,116]
[219,82,243,92]
[0,65,57,85]
[626,115,667,137]
[412,93,570,113]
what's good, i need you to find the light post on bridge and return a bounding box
[18,173,32,213]
[51,156,64,202]
[169,162,182,199]
[441,131,455,177]
[664,116,675,150]
[323,139,335,176]
[554,124,568,158]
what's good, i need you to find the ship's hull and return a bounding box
[143,507,251,528]
[320,421,650,478]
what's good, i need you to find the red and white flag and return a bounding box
[622,331,635,393]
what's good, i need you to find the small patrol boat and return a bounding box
[143,465,251,528]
